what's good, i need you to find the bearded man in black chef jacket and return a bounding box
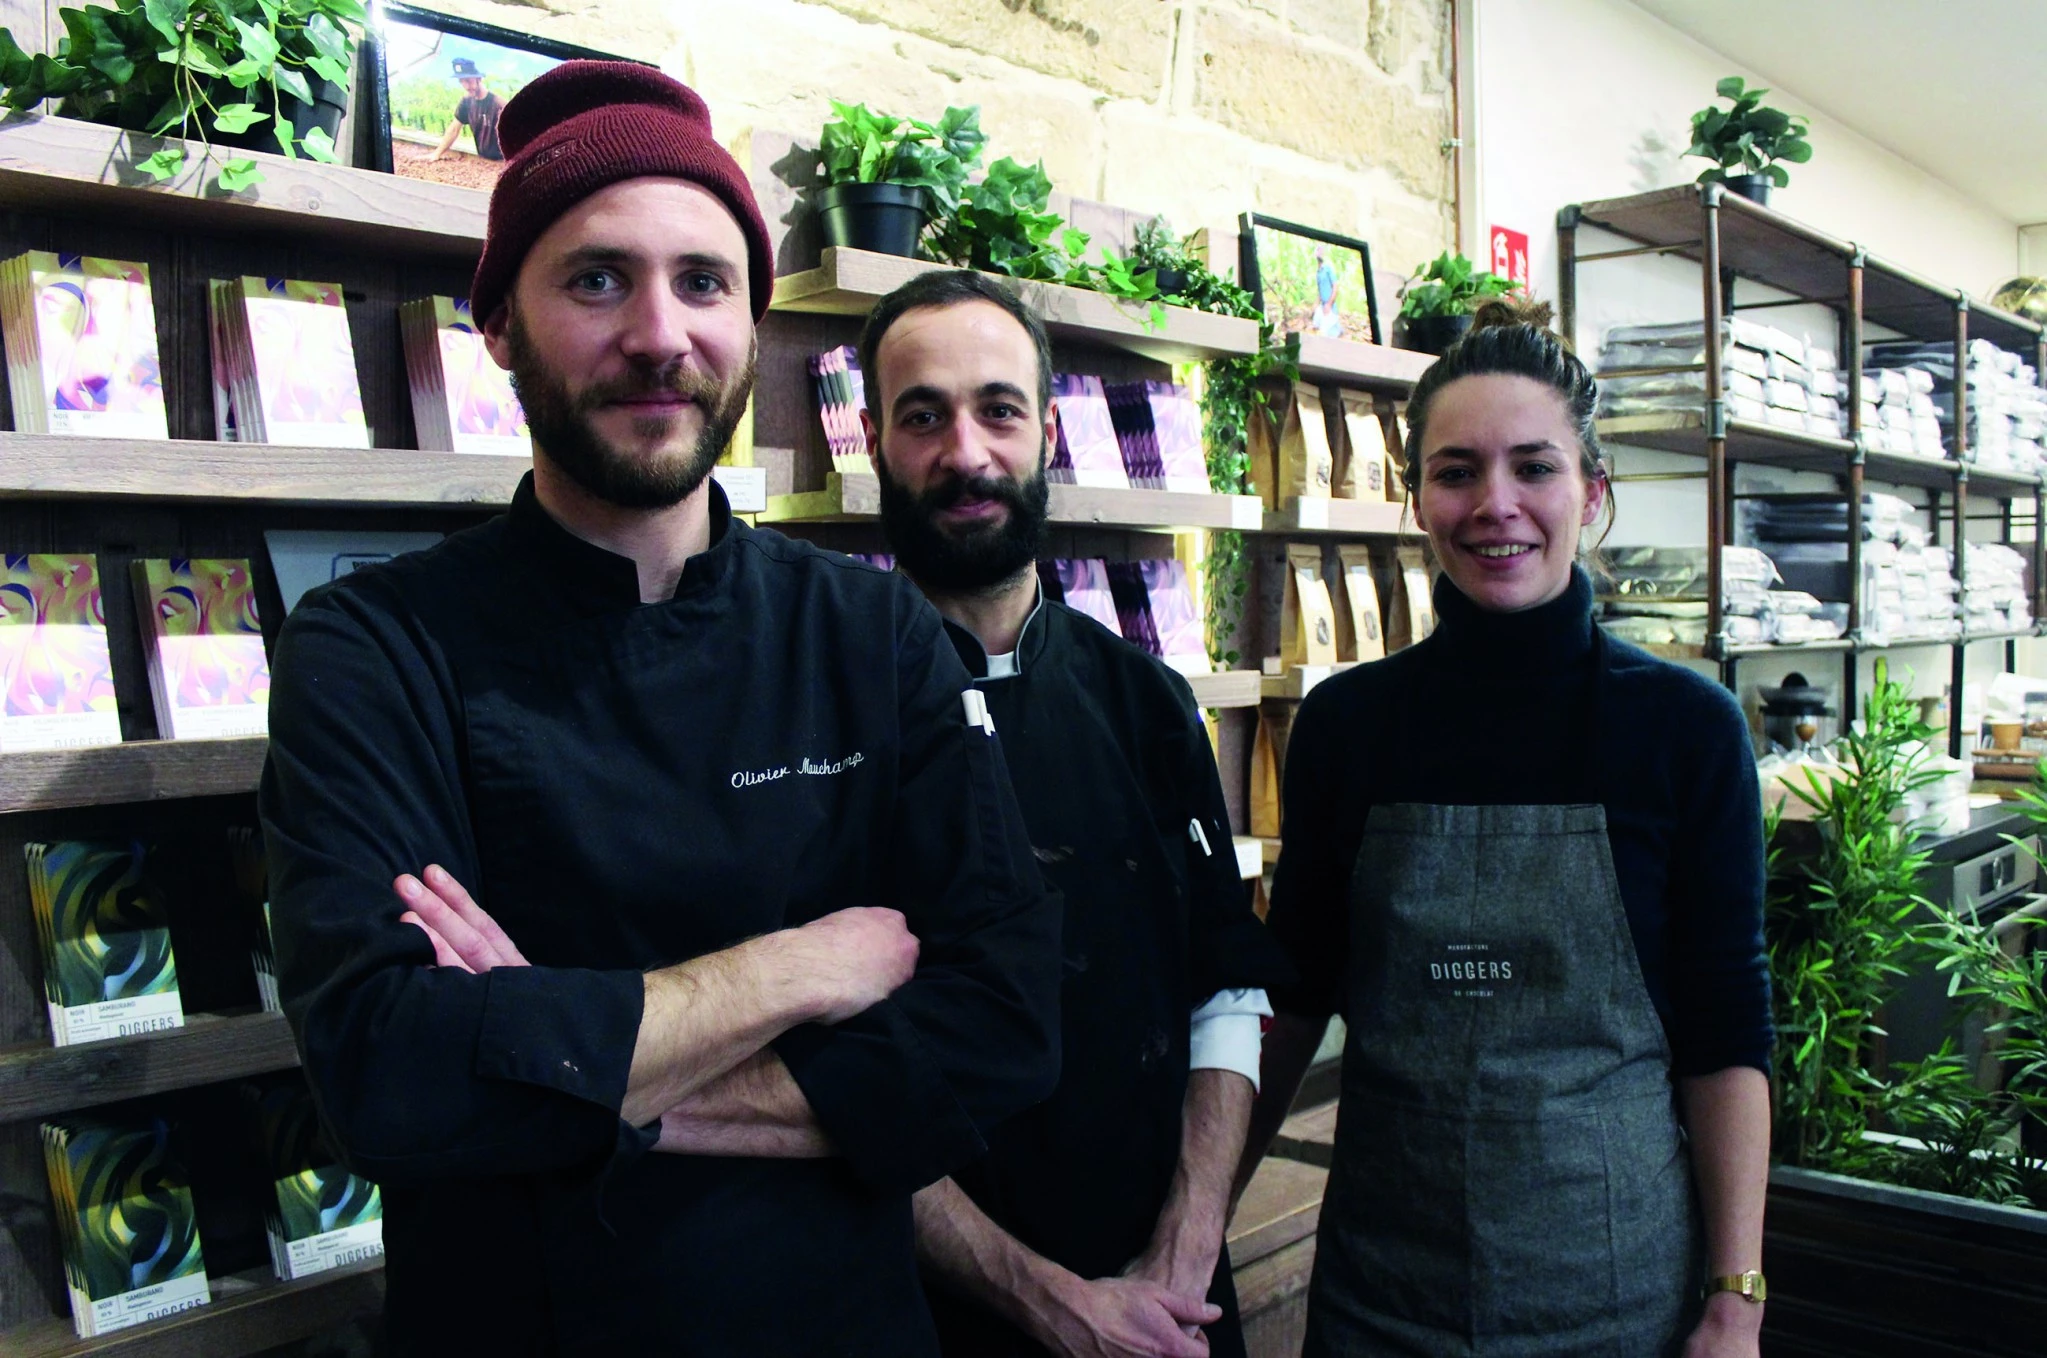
[259,65,1062,1357]
[857,268,1294,1358]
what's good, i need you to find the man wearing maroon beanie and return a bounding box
[261,61,1061,1356]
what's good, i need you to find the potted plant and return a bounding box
[1683,76,1812,206]
[813,101,984,259]
[1395,251,1514,355]
[1129,215,1201,301]
[1763,667,2047,1354]
[0,0,363,192]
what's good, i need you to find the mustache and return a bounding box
[916,472,1038,513]
[576,364,727,411]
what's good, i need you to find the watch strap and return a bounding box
[1703,1270,1767,1303]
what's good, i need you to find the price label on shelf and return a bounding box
[1230,497,1263,530]
[1297,497,1330,530]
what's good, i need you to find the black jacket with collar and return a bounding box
[259,475,1062,1356]
[926,596,1292,1352]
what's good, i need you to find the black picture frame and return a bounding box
[1238,212,1382,347]
[365,2,633,179]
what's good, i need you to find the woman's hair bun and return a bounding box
[1471,295,1555,333]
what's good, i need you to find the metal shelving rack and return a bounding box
[1559,183,2047,755]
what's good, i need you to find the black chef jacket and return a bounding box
[922,595,1293,1355]
[259,475,1063,1357]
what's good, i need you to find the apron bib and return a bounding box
[1304,796,1700,1357]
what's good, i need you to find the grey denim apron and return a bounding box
[1303,655,1701,1355]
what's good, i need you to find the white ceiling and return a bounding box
[1628,0,2047,224]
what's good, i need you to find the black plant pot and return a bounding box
[207,75,348,160]
[1402,312,1472,356]
[1723,172,1772,206]
[816,182,932,259]
[1151,266,1189,300]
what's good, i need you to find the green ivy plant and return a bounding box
[0,0,362,192]
[1685,75,1813,190]
[1397,250,1514,322]
[816,101,985,219]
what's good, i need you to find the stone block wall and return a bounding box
[407,0,1459,282]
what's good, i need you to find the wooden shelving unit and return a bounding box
[771,246,1260,365]
[1259,494,1415,537]
[758,469,1267,531]
[0,434,526,507]
[0,1013,297,1124]
[4,1261,383,1358]
[0,739,266,815]
[1289,334,1434,392]
[1186,670,1262,709]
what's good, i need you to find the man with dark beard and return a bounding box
[258,66,1061,1357]
[859,270,1293,1358]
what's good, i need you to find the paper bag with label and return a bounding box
[1249,704,1296,839]
[1281,544,1339,666]
[1278,384,1335,501]
[1382,405,1412,504]
[1337,393,1391,501]
[1387,546,1434,651]
[1335,544,1386,663]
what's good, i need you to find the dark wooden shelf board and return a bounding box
[1575,186,1853,310]
[2,1261,382,1358]
[0,113,485,261]
[0,435,527,507]
[1290,335,1431,393]
[760,471,1265,531]
[0,738,266,815]
[0,1012,299,1124]
[1863,252,2043,352]
[1227,1154,1327,1270]
[771,247,1260,364]
[1963,465,2043,499]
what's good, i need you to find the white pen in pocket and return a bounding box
[961,689,996,735]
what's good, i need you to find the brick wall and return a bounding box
[408,0,1459,281]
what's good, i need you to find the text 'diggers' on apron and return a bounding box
[1304,801,1700,1358]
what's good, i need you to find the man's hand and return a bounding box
[1032,1274,1219,1358]
[397,865,526,971]
[1681,1293,1763,1358]
[775,906,919,1023]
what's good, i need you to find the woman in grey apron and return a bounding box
[1248,302,1773,1357]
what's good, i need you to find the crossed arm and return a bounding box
[396,864,908,1154]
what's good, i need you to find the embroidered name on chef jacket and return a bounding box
[730,752,865,789]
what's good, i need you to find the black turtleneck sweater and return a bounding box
[1265,567,1772,1077]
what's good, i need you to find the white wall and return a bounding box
[1468,0,2033,717]
[1471,0,2021,306]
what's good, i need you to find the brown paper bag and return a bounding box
[1278,384,1335,501]
[1387,546,1434,651]
[1281,544,1339,666]
[1337,545,1386,663]
[1338,393,1390,501]
[1246,401,1282,509]
[1381,403,1412,504]
[1249,704,1297,839]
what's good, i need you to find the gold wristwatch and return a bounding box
[1703,1271,1767,1303]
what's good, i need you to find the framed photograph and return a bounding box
[1239,214,1382,347]
[367,3,626,188]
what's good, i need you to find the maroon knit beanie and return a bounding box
[469,61,774,325]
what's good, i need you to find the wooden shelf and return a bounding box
[1259,495,1416,536]
[0,1012,298,1124]
[1186,670,1262,709]
[1290,334,1432,393]
[1226,1154,1326,1270]
[1260,663,1358,701]
[759,471,1265,531]
[0,738,266,815]
[3,1260,382,1358]
[1271,1099,1338,1169]
[0,434,526,508]
[0,112,486,260]
[771,247,1260,364]
[1964,464,2044,499]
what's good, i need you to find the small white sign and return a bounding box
[1229,497,1264,530]
[714,466,768,513]
[1297,497,1331,530]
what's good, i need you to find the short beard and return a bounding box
[876,443,1050,594]
[504,309,756,510]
